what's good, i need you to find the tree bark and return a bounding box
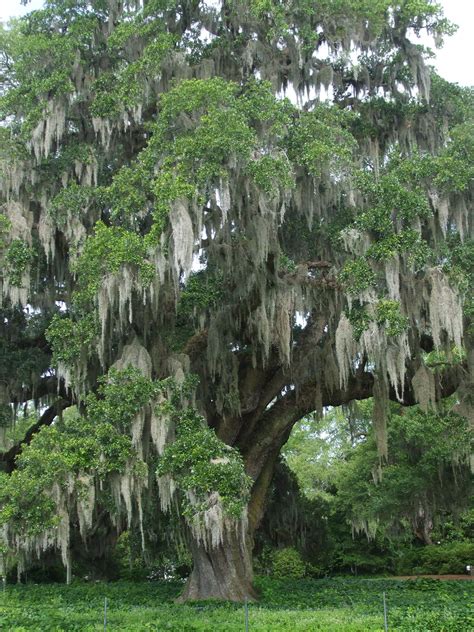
[178,529,257,602]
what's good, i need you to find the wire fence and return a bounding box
[0,579,472,631]
[0,594,394,630]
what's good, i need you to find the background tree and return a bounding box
[0,0,472,600]
[335,400,472,547]
[281,398,472,575]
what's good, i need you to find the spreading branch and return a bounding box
[1,398,71,473]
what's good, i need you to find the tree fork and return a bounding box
[179,355,466,601]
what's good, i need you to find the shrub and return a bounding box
[416,542,474,575]
[272,547,306,579]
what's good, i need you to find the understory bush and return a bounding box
[414,541,474,575]
[271,547,306,579]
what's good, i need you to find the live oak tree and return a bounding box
[0,0,473,601]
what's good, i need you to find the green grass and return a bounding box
[0,577,472,631]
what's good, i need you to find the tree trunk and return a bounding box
[178,442,283,601]
[178,529,257,602]
[177,406,292,602]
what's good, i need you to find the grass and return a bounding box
[0,576,472,631]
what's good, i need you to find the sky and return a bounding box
[0,0,473,86]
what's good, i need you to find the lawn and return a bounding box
[0,576,472,631]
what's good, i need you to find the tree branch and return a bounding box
[0,398,70,473]
[240,358,463,482]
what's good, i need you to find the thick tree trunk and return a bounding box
[178,529,257,602]
[178,441,284,601]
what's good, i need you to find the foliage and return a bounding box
[5,240,34,287]
[156,406,252,519]
[338,259,376,294]
[1,371,250,553]
[287,105,356,177]
[0,577,472,631]
[414,542,474,575]
[178,271,223,316]
[271,547,306,579]
[282,401,473,574]
[0,0,472,600]
[0,376,145,538]
[72,221,155,307]
[0,307,52,420]
[433,508,474,543]
[375,299,409,336]
[46,313,99,366]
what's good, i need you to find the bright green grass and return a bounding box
[0,577,472,631]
